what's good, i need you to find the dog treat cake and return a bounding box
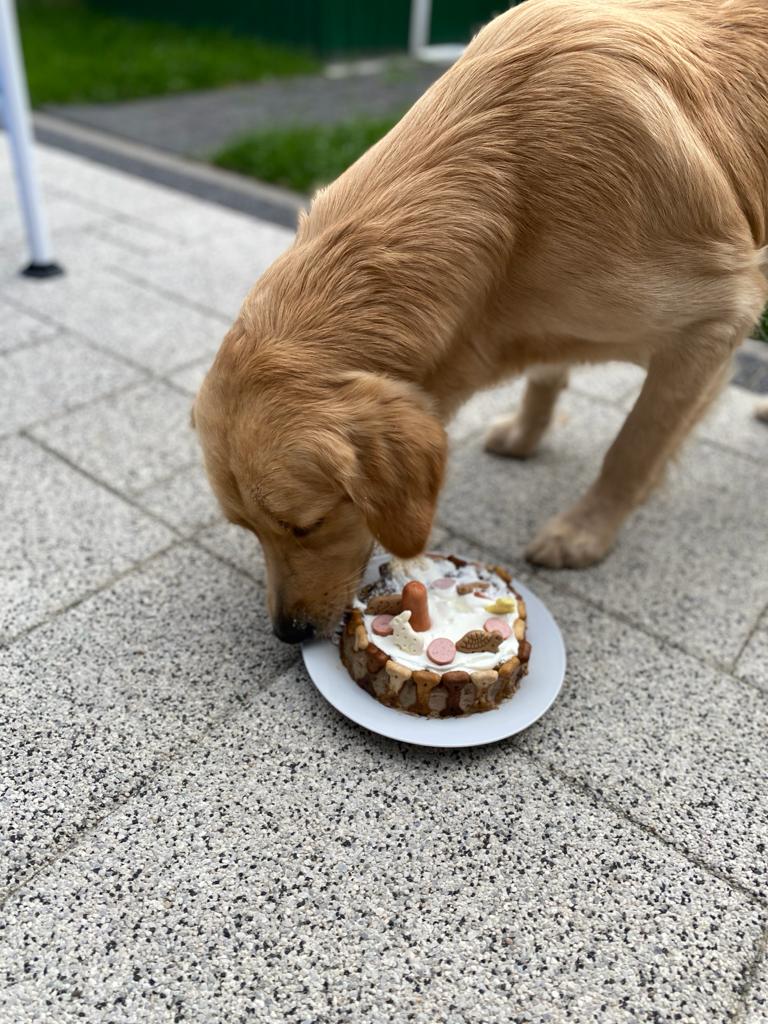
[340,554,531,717]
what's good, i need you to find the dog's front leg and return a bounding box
[485,364,570,459]
[525,326,742,569]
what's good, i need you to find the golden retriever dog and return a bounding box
[194,0,768,642]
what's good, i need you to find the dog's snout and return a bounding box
[273,615,316,644]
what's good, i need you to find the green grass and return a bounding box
[213,116,399,194]
[18,0,319,106]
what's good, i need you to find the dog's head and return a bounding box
[193,327,447,642]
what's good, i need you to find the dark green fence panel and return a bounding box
[316,1,413,53]
[88,0,322,51]
[432,1,510,45]
[86,0,522,56]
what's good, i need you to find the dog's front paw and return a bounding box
[525,515,615,569]
[484,415,540,459]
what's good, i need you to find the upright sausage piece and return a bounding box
[401,581,431,631]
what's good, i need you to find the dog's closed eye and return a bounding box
[281,518,325,539]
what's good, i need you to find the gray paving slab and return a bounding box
[514,578,766,896]
[0,298,59,354]
[194,519,268,585]
[0,687,170,901]
[135,462,221,534]
[695,384,768,463]
[438,391,768,665]
[0,333,143,437]
[735,342,768,394]
[30,380,199,496]
[87,216,177,257]
[572,356,767,415]
[106,222,291,320]
[447,366,644,445]
[0,435,173,641]
[570,361,646,406]
[0,543,298,893]
[436,528,765,897]
[165,356,210,397]
[0,541,296,722]
[0,236,43,279]
[0,187,102,256]
[447,379,524,443]
[450,366,765,455]
[149,195,296,243]
[745,945,768,1024]
[441,389,625,562]
[0,689,762,1024]
[0,132,10,172]
[611,357,768,456]
[425,523,454,553]
[4,260,226,375]
[0,220,146,288]
[736,615,768,695]
[33,142,200,219]
[401,529,768,898]
[48,220,180,282]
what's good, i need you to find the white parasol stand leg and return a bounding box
[0,0,63,277]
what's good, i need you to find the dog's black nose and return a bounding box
[273,616,316,644]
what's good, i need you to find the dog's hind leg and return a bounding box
[484,364,569,459]
[525,289,763,570]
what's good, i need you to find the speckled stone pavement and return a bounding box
[1,141,767,1024]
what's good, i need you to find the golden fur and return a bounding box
[194,0,768,641]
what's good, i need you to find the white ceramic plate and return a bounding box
[302,556,566,748]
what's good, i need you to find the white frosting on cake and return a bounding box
[355,555,520,674]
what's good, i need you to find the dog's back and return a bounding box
[309,0,768,249]
[476,0,768,242]
[277,0,768,375]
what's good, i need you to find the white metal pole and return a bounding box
[0,0,62,275]
[409,0,432,58]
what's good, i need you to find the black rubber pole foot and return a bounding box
[21,261,64,279]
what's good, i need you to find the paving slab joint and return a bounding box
[728,923,768,1024]
[526,755,768,911]
[0,661,302,908]
[730,601,768,676]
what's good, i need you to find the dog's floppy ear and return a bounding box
[333,372,447,558]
